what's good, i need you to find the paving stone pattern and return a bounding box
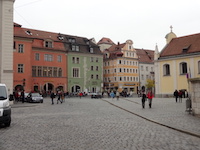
[0,96,199,150]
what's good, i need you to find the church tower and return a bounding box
[165,26,177,44]
[0,0,15,93]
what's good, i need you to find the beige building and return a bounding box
[102,40,139,94]
[0,0,15,93]
[155,28,200,97]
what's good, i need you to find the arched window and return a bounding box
[180,62,187,74]
[163,64,170,76]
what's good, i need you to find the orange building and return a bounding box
[103,40,139,93]
[13,23,67,95]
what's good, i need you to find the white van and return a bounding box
[0,83,12,127]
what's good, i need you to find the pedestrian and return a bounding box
[79,92,83,99]
[147,90,154,108]
[116,91,120,100]
[173,90,179,103]
[21,90,25,103]
[141,92,146,108]
[57,91,62,104]
[178,90,182,103]
[50,91,55,104]
[110,91,115,100]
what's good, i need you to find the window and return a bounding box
[91,74,94,79]
[119,60,122,64]
[53,67,57,77]
[141,66,143,71]
[48,67,53,77]
[96,58,98,62]
[180,62,187,74]
[91,57,94,62]
[18,44,24,53]
[163,64,170,76]
[38,66,42,76]
[91,66,94,71]
[32,66,36,76]
[57,55,62,62]
[43,67,47,77]
[146,66,148,71]
[96,66,98,71]
[77,58,79,64]
[90,48,94,53]
[35,53,40,61]
[72,57,75,63]
[58,68,62,77]
[96,75,99,79]
[73,68,79,78]
[18,64,24,73]
[141,75,144,80]
[45,41,53,48]
[44,54,53,61]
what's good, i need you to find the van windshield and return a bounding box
[0,86,7,100]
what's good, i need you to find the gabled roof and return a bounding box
[160,33,200,58]
[136,48,154,63]
[108,43,126,52]
[97,37,115,45]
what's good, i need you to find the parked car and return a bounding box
[27,93,43,103]
[91,92,102,99]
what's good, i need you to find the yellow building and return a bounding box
[103,40,139,93]
[155,30,200,97]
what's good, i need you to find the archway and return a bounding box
[43,83,54,96]
[71,85,81,93]
[15,85,23,91]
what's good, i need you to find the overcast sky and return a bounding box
[14,0,200,51]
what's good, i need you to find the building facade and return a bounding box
[103,40,139,93]
[0,0,15,94]
[136,48,154,91]
[155,30,200,97]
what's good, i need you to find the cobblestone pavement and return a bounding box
[0,96,199,150]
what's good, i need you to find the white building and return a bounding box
[0,0,15,94]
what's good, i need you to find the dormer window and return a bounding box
[45,41,53,48]
[182,45,191,53]
[26,30,32,35]
[72,45,79,51]
[58,36,64,40]
[68,38,76,43]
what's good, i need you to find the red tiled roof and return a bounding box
[97,37,115,45]
[160,33,200,57]
[136,48,154,63]
[108,43,126,52]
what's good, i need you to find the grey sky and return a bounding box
[14,0,200,51]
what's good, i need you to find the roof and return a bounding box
[14,23,102,55]
[108,43,126,52]
[97,37,115,45]
[160,33,200,58]
[136,48,154,63]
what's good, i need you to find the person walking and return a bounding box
[141,92,146,108]
[57,91,62,104]
[110,91,115,100]
[50,91,55,105]
[173,90,179,103]
[178,90,182,103]
[147,90,154,108]
[79,92,83,99]
[116,91,120,100]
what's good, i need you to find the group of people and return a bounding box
[50,91,65,105]
[173,89,188,103]
[141,90,154,109]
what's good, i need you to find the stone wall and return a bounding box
[189,78,200,116]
